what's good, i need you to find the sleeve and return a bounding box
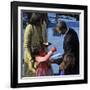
[24,24,32,48]
[35,51,53,63]
[24,25,36,72]
[24,24,33,61]
[52,58,63,65]
[64,34,74,53]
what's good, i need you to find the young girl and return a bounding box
[35,47,57,76]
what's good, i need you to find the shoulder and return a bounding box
[25,24,32,30]
[68,28,77,36]
[65,28,76,41]
[66,28,77,38]
[25,24,33,33]
[66,28,79,42]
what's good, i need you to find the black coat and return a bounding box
[63,28,79,75]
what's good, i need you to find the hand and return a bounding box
[51,47,57,52]
[28,62,36,74]
[32,68,36,74]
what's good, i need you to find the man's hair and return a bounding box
[58,21,67,30]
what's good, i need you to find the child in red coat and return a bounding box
[35,47,57,76]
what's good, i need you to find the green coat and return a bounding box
[24,24,44,75]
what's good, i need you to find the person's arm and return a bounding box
[35,51,53,63]
[51,58,63,65]
[64,34,74,54]
[24,24,32,48]
[24,25,35,72]
[24,24,33,61]
[35,47,57,63]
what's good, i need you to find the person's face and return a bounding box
[55,24,66,35]
[55,26,61,34]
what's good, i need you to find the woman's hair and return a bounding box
[29,13,48,25]
[29,13,42,25]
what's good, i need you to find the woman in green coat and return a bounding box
[24,13,47,76]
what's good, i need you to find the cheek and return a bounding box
[55,27,60,32]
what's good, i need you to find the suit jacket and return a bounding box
[63,28,79,74]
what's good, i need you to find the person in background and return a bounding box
[54,20,79,75]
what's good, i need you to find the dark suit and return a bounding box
[63,28,79,75]
[54,28,79,75]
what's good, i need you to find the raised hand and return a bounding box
[51,47,57,52]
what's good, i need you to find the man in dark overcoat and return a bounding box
[54,21,79,75]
